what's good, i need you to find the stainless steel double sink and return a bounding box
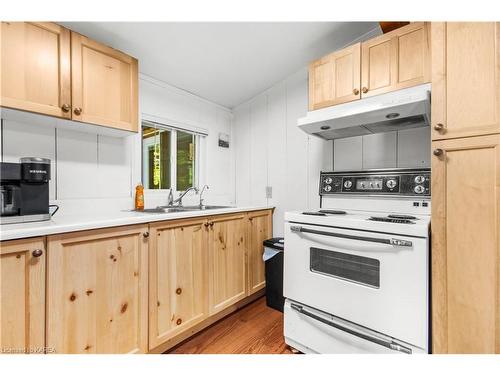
[137,205,232,214]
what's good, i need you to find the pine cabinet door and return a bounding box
[71,32,138,132]
[361,22,430,98]
[247,210,272,294]
[46,225,148,354]
[0,238,46,354]
[148,218,208,349]
[432,22,500,140]
[208,213,247,315]
[0,22,71,118]
[309,43,361,110]
[432,135,500,353]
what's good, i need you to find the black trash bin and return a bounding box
[263,237,285,312]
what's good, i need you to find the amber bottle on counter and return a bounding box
[135,183,144,211]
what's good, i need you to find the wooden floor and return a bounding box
[168,297,293,354]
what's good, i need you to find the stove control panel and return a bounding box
[320,169,431,197]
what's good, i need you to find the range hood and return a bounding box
[298,83,431,140]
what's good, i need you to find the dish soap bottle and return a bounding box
[135,183,144,211]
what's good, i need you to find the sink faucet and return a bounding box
[167,189,174,206]
[173,186,199,207]
[199,185,209,208]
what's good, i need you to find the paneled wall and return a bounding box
[333,127,431,171]
[0,75,234,215]
[233,78,431,237]
[233,68,333,236]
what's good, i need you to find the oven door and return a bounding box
[284,222,429,349]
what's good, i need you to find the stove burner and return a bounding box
[369,216,416,224]
[388,214,418,220]
[319,210,347,215]
[302,212,327,216]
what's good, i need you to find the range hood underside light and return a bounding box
[314,114,428,140]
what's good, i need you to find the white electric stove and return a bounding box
[284,168,431,354]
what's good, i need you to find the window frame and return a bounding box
[141,120,200,193]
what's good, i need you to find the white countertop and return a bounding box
[0,206,274,241]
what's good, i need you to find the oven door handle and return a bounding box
[289,225,412,247]
[290,303,412,354]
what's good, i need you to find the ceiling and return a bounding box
[61,22,380,109]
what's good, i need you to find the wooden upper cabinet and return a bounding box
[148,218,208,350]
[361,22,430,98]
[432,22,500,140]
[432,135,500,353]
[0,238,46,354]
[247,210,272,294]
[208,213,247,315]
[46,225,148,354]
[71,32,139,132]
[309,43,361,110]
[0,22,71,118]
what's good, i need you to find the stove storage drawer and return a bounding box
[284,300,425,354]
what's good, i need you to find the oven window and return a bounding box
[310,247,380,288]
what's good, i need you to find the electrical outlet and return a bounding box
[266,186,272,199]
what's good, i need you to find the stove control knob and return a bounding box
[414,175,425,184]
[386,179,397,189]
[324,177,333,184]
[323,185,332,192]
[414,185,425,194]
[343,180,353,189]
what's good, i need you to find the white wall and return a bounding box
[233,68,332,237]
[136,75,235,208]
[0,75,235,215]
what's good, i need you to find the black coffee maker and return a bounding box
[1,157,51,224]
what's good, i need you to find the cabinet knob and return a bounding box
[143,231,150,238]
[32,249,43,257]
[353,88,360,95]
[209,221,214,228]
[362,87,368,94]
[73,107,82,116]
[61,104,71,113]
[433,148,444,157]
[176,288,182,295]
[434,123,445,132]
[204,222,210,228]
[176,318,182,325]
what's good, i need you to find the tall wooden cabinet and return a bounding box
[431,22,500,140]
[0,22,138,132]
[309,43,361,110]
[148,217,208,350]
[431,22,500,354]
[46,225,149,354]
[208,213,248,315]
[0,22,71,119]
[0,238,46,354]
[247,210,272,294]
[432,135,500,353]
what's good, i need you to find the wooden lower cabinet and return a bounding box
[208,213,248,315]
[0,237,46,354]
[1,208,273,354]
[247,210,272,294]
[148,217,208,350]
[46,225,149,354]
[432,135,500,353]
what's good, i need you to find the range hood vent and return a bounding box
[298,83,431,140]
